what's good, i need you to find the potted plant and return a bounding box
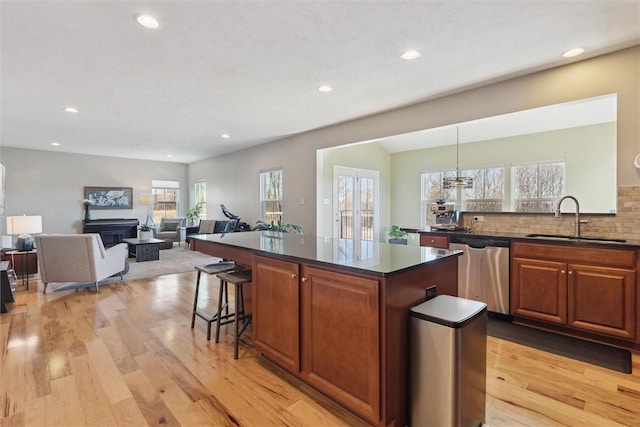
[254,220,303,234]
[139,224,154,241]
[388,225,408,245]
[185,205,202,227]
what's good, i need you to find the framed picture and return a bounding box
[84,186,133,209]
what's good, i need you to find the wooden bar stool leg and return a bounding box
[215,279,227,343]
[191,270,202,329]
[234,283,241,359]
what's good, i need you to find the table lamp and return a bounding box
[139,194,157,228]
[6,215,43,251]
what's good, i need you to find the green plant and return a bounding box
[387,225,407,240]
[139,224,154,232]
[185,205,202,223]
[254,220,303,234]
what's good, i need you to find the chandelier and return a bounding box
[443,127,473,189]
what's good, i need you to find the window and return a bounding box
[512,161,565,212]
[195,180,206,219]
[151,180,180,223]
[260,169,283,223]
[421,170,457,224]
[462,167,504,212]
[421,166,505,223]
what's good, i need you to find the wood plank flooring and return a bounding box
[2,272,639,426]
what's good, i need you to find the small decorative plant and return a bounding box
[139,224,154,232]
[186,205,202,226]
[388,225,408,244]
[254,220,303,234]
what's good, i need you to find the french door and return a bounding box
[333,166,379,243]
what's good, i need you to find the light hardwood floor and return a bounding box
[1,273,639,426]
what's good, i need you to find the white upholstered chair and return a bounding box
[35,234,128,293]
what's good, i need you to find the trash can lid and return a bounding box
[410,295,487,328]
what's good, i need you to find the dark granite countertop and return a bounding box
[402,226,640,248]
[190,231,461,277]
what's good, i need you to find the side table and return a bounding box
[2,249,37,290]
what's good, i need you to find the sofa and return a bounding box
[153,217,185,249]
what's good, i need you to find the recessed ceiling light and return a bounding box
[221,134,230,139]
[562,47,585,58]
[318,85,333,93]
[401,49,421,60]
[51,142,60,146]
[167,154,173,158]
[64,107,78,113]
[135,14,159,29]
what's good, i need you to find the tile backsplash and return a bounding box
[462,185,640,241]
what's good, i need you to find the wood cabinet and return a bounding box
[252,256,300,373]
[420,234,449,249]
[512,242,637,341]
[1,261,17,313]
[1,249,38,276]
[300,266,380,422]
[194,233,460,427]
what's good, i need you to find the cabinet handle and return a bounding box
[291,273,297,279]
[561,270,566,274]
[301,277,308,282]
[568,270,573,275]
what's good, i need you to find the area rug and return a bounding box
[487,318,632,374]
[49,246,222,291]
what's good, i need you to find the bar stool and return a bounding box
[191,261,237,340]
[215,269,253,359]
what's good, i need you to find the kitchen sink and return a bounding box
[525,233,627,243]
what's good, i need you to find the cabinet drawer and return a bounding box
[420,234,449,249]
[512,242,636,268]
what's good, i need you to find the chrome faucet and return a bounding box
[555,195,582,237]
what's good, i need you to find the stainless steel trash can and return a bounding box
[410,295,487,427]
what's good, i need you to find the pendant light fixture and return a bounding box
[443,127,473,189]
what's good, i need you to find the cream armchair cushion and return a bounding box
[35,233,127,293]
[153,217,185,247]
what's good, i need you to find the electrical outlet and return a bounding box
[426,285,437,300]
[473,215,484,222]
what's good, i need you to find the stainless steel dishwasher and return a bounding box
[449,235,510,315]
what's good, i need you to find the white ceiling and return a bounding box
[1,1,639,164]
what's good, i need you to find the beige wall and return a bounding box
[188,46,639,236]
[0,147,188,237]
[2,47,637,239]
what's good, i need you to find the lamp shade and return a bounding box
[138,194,156,205]
[6,215,42,251]
[6,215,42,235]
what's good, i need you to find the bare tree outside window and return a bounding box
[421,170,456,223]
[463,167,504,212]
[261,169,283,223]
[513,161,564,212]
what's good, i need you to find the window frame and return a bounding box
[260,168,283,223]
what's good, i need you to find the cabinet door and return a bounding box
[512,257,567,324]
[300,266,380,423]
[252,256,300,373]
[568,264,636,340]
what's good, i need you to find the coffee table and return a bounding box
[122,238,165,262]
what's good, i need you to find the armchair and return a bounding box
[153,217,185,249]
[35,234,127,293]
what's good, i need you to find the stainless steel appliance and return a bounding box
[410,295,487,427]
[449,235,510,314]
[430,201,463,231]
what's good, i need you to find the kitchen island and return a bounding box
[190,231,461,426]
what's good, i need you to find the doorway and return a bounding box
[333,166,379,242]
